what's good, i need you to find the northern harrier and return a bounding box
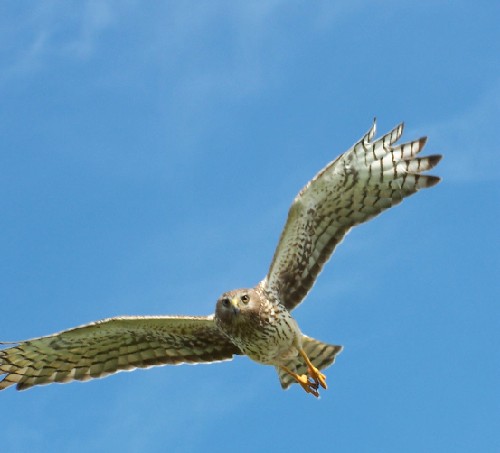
[0,120,441,397]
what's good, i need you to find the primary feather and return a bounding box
[0,316,240,390]
[263,120,441,310]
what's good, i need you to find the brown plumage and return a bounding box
[0,120,441,396]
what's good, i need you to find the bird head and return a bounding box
[214,288,260,327]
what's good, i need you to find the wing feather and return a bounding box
[0,315,241,391]
[262,120,442,310]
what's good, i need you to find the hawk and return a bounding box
[0,120,441,397]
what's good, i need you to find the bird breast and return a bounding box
[216,301,302,365]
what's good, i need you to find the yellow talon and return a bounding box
[280,347,329,397]
[299,348,327,390]
[280,366,322,398]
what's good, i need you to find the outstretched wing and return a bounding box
[262,120,442,311]
[0,315,241,391]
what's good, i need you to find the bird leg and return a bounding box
[280,365,320,398]
[299,348,327,390]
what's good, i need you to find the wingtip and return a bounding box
[428,154,443,168]
[424,175,442,188]
[364,118,377,143]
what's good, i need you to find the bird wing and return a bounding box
[0,315,241,390]
[262,120,442,311]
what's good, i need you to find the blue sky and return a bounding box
[0,1,498,452]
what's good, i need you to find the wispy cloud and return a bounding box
[419,80,500,183]
[164,0,365,102]
[0,1,130,82]
[62,0,118,59]
[0,0,364,107]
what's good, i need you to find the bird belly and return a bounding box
[233,316,302,366]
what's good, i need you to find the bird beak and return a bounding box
[231,297,240,314]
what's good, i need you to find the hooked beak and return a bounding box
[230,297,240,314]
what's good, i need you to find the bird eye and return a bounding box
[241,294,250,304]
[221,298,230,308]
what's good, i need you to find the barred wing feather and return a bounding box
[263,120,442,311]
[0,316,241,390]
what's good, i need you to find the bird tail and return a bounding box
[276,335,343,389]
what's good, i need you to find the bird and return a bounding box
[0,120,441,397]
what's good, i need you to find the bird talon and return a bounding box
[298,348,328,391]
[309,367,327,390]
[299,380,319,398]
